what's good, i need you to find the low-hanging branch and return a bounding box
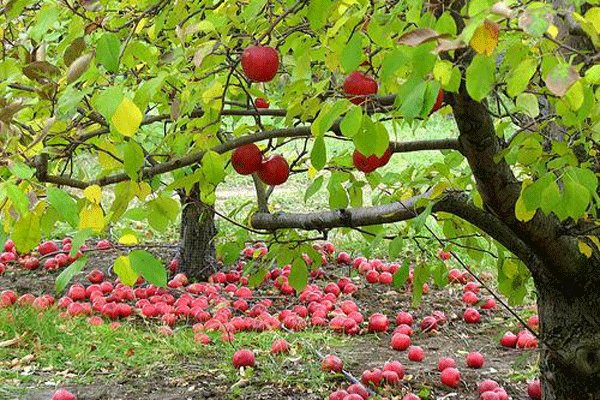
[35,123,461,189]
[251,191,536,266]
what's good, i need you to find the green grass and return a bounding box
[0,306,346,397]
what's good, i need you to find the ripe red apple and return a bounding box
[329,390,349,400]
[52,389,76,400]
[4,239,15,252]
[463,307,481,324]
[38,241,59,255]
[481,297,497,310]
[437,357,456,371]
[365,270,379,283]
[516,332,538,349]
[462,291,479,304]
[22,256,40,270]
[438,249,451,260]
[382,370,400,386]
[390,333,411,351]
[478,379,500,393]
[322,354,343,373]
[255,97,269,109]
[420,316,438,332]
[336,252,351,265]
[231,144,263,175]
[480,392,500,400]
[257,154,289,185]
[403,394,420,400]
[378,272,393,284]
[271,338,290,354]
[431,89,444,113]
[241,45,280,82]
[407,346,425,362]
[0,262,4,275]
[440,367,461,388]
[396,311,413,326]
[528,315,539,330]
[500,331,518,348]
[352,147,392,173]
[382,360,404,379]
[528,380,541,399]
[96,239,111,250]
[232,349,255,368]
[466,351,485,368]
[347,383,369,399]
[344,395,365,400]
[87,269,105,284]
[343,71,378,105]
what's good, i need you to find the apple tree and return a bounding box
[0,0,599,398]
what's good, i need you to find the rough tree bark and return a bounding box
[178,183,217,281]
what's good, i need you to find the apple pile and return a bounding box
[230,144,290,186]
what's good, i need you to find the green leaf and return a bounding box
[516,93,539,118]
[305,175,324,202]
[96,33,121,73]
[9,161,35,180]
[341,33,364,73]
[412,201,434,234]
[307,0,333,30]
[56,256,88,293]
[289,258,309,292]
[12,213,41,254]
[388,235,404,258]
[113,255,139,286]
[248,266,267,288]
[340,106,362,138]
[466,54,496,101]
[328,182,348,209]
[311,100,349,137]
[393,259,410,289]
[397,77,427,119]
[522,173,553,210]
[517,137,543,165]
[4,183,29,216]
[146,195,179,232]
[30,4,59,42]
[506,58,537,97]
[123,140,145,180]
[69,228,93,258]
[353,119,389,157]
[311,135,327,171]
[202,151,226,185]
[129,250,167,287]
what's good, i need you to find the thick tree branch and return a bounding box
[251,191,536,266]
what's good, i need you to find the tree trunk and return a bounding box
[178,183,217,281]
[535,260,600,400]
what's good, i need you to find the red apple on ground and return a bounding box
[440,367,461,388]
[438,357,456,371]
[38,241,59,255]
[52,389,77,400]
[408,346,425,362]
[466,351,485,368]
[232,349,255,368]
[390,333,411,351]
[527,380,541,399]
[322,354,343,373]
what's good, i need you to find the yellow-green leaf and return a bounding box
[578,240,593,258]
[79,204,104,232]
[111,98,143,137]
[83,185,102,204]
[114,255,138,286]
[470,20,500,56]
